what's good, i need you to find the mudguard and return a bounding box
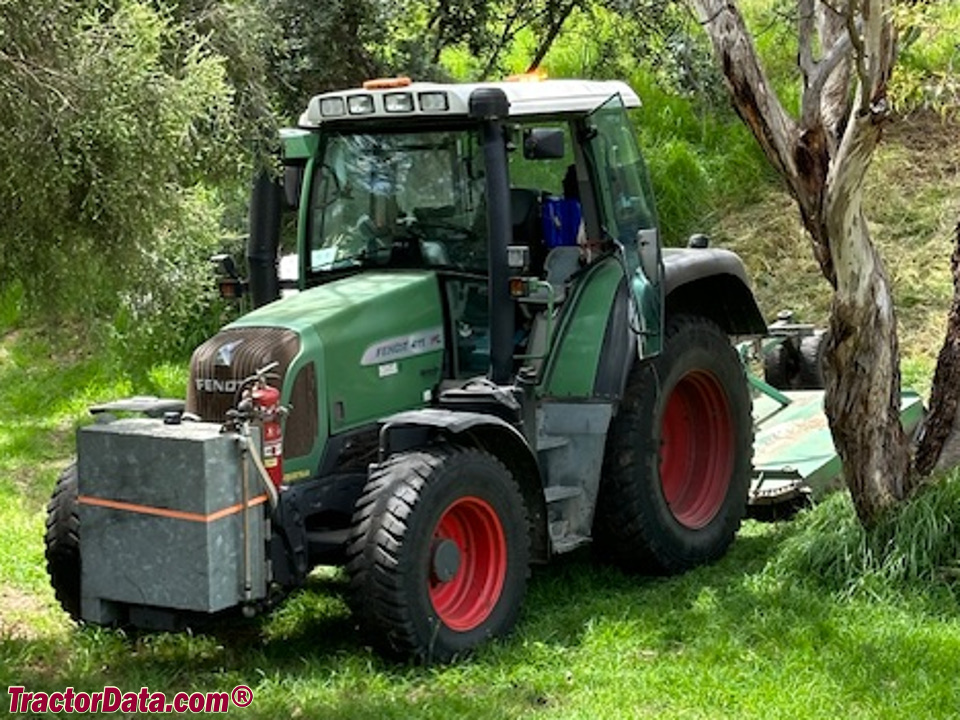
[378,407,549,562]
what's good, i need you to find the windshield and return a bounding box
[307,129,487,275]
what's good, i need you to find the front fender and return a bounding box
[378,408,549,563]
[663,248,767,336]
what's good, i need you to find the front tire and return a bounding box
[45,463,81,620]
[346,444,529,663]
[595,315,752,574]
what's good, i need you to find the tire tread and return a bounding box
[345,443,529,662]
[595,314,753,574]
[44,463,82,621]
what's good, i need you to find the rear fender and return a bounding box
[663,248,767,336]
[379,409,549,563]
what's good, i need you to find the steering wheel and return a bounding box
[407,220,482,268]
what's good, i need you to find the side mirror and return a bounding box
[523,128,565,160]
[210,254,247,300]
[283,163,305,209]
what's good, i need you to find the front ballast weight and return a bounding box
[49,362,288,629]
[73,419,272,627]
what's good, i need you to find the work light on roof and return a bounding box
[348,95,375,115]
[384,92,414,113]
[418,92,449,112]
[319,97,345,117]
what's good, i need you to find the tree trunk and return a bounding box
[689,0,914,525]
[915,220,960,475]
[820,127,911,520]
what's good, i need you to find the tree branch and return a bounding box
[799,0,817,81]
[800,0,855,128]
[846,1,871,114]
[480,0,534,80]
[817,1,855,144]
[526,0,581,72]
[689,0,799,183]
[804,26,854,118]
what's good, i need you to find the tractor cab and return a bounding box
[251,78,670,385]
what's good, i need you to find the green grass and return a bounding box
[5,325,960,718]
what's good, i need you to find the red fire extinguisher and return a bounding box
[251,384,284,489]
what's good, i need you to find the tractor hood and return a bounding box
[187,271,446,478]
[231,269,446,427]
[230,269,444,342]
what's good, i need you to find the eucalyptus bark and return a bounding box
[915,220,960,475]
[687,0,955,525]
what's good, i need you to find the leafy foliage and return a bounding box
[263,0,385,120]
[893,2,960,118]
[0,0,270,359]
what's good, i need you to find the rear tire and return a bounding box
[797,333,826,389]
[346,444,529,663]
[763,339,799,389]
[45,463,81,621]
[595,315,752,574]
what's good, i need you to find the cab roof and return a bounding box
[299,78,641,128]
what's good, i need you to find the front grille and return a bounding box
[187,327,301,424]
[285,362,318,458]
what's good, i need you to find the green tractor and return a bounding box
[46,77,769,662]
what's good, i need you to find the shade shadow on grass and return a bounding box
[5,517,960,719]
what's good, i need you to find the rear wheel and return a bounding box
[763,339,800,389]
[797,333,826,389]
[346,444,529,662]
[595,315,752,573]
[45,463,81,620]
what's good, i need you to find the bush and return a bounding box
[0,0,271,368]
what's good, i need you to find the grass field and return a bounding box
[4,336,960,720]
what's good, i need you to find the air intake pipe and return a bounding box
[470,89,513,386]
[247,170,282,308]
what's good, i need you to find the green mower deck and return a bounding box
[749,383,924,507]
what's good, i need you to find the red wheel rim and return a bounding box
[428,496,507,632]
[659,370,734,529]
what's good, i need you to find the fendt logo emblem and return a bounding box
[194,378,241,394]
[215,340,244,367]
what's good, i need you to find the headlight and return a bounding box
[319,97,345,117]
[419,92,449,112]
[347,95,375,115]
[384,92,414,113]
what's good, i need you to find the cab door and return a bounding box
[583,95,663,357]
